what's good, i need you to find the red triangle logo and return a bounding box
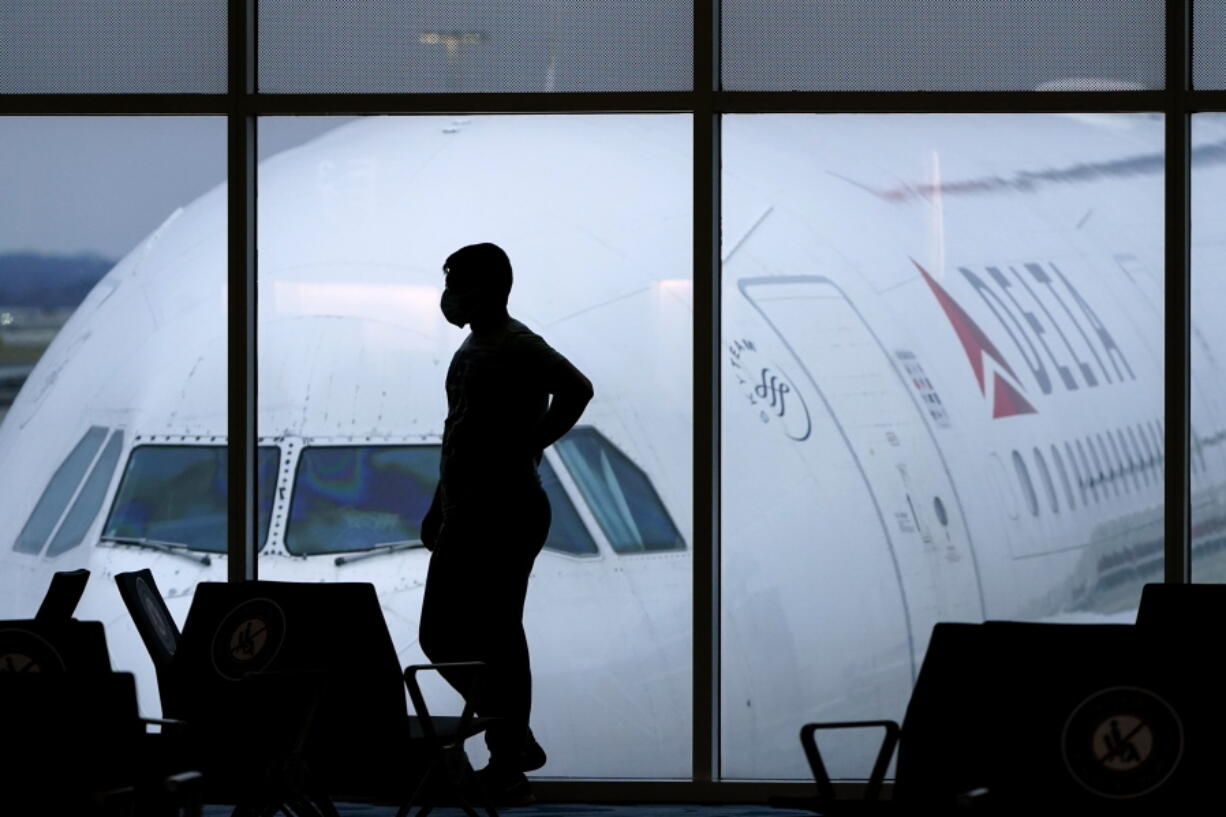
[991,373,1037,418]
[914,259,1036,419]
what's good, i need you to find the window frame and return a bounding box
[0,0,1195,796]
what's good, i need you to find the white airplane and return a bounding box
[1,113,1224,781]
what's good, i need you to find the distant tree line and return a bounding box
[0,252,114,309]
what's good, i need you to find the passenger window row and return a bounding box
[1012,420,1165,518]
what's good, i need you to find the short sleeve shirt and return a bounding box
[440,317,579,508]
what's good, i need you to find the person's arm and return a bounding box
[524,334,594,456]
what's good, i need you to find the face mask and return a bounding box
[439,289,469,327]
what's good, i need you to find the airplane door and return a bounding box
[738,275,985,662]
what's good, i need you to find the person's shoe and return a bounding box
[521,730,547,772]
[475,764,536,807]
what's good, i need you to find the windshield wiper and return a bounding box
[99,536,213,567]
[334,540,424,567]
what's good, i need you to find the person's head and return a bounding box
[439,242,513,328]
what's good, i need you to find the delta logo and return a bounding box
[913,259,1136,420]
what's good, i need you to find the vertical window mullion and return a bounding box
[227,0,258,581]
[693,0,721,785]
[1165,0,1191,582]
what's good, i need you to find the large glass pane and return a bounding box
[1191,114,1226,579]
[722,2,1164,91]
[0,116,225,720]
[257,115,692,778]
[259,1,691,92]
[103,446,279,554]
[722,113,1165,779]
[1,1,226,93]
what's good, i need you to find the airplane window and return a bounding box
[1095,434,1120,497]
[1149,420,1165,476]
[1065,442,1088,507]
[1118,428,1144,490]
[1012,450,1040,518]
[1079,438,1103,503]
[1113,429,1137,493]
[285,446,439,556]
[1051,445,1076,512]
[104,446,279,553]
[46,431,124,557]
[1135,424,1157,476]
[540,458,599,556]
[555,427,685,554]
[1032,448,1059,515]
[13,426,108,554]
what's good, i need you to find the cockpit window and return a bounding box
[540,458,598,556]
[14,426,108,554]
[286,446,438,556]
[103,446,279,553]
[554,427,684,554]
[47,431,124,557]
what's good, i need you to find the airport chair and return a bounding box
[114,571,338,816]
[172,581,500,814]
[114,568,183,716]
[34,567,90,622]
[1136,580,1226,630]
[774,621,1219,815]
[0,615,112,673]
[399,661,500,817]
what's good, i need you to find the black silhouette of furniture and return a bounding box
[0,619,204,816]
[1136,580,1226,630]
[117,575,499,816]
[774,620,1217,815]
[34,567,91,622]
[115,568,184,716]
[400,661,498,817]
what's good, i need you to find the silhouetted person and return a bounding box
[418,242,593,803]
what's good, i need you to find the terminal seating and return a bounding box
[1,588,203,816]
[35,567,91,622]
[116,573,500,817]
[775,614,1219,815]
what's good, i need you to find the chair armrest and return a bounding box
[800,720,900,802]
[403,662,487,745]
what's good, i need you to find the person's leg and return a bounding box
[480,489,550,769]
[418,529,489,702]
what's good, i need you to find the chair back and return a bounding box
[898,621,1213,813]
[114,569,181,670]
[1137,581,1226,630]
[34,568,90,622]
[0,618,111,674]
[175,581,408,794]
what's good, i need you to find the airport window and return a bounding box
[46,431,124,557]
[555,427,685,555]
[1013,450,1040,518]
[1051,445,1075,512]
[285,446,439,556]
[103,446,279,554]
[1033,448,1059,515]
[540,458,599,556]
[2,0,1205,792]
[12,426,108,554]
